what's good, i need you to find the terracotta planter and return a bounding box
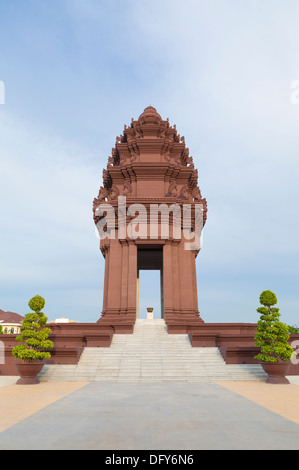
[15,361,44,385]
[261,362,290,384]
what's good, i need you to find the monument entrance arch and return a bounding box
[137,246,164,319]
[93,106,207,333]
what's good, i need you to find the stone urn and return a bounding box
[15,361,44,385]
[261,362,290,384]
[147,308,154,320]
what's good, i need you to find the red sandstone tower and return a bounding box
[93,106,207,333]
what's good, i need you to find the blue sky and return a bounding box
[0,0,299,325]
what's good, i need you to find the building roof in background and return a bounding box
[0,310,24,324]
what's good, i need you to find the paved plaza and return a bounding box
[0,378,299,450]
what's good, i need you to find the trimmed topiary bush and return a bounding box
[28,295,45,313]
[12,295,53,363]
[254,290,294,363]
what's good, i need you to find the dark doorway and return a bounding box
[137,247,164,319]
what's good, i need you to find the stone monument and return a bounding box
[93,106,207,332]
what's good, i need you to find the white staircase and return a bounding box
[39,319,267,383]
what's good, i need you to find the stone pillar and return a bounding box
[178,242,193,317]
[176,241,203,326]
[171,241,181,316]
[98,239,136,331]
[127,241,137,321]
[102,245,110,315]
[106,237,122,315]
[163,241,173,322]
[120,240,129,314]
[191,250,199,316]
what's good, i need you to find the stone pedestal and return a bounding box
[147,308,154,320]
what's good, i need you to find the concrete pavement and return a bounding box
[0,379,299,450]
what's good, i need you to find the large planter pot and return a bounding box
[261,362,290,384]
[15,361,44,385]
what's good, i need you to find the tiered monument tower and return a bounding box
[93,106,207,332]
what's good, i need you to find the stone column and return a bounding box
[101,245,110,316]
[120,240,129,314]
[126,241,137,321]
[171,241,181,316]
[106,237,122,314]
[191,250,199,316]
[178,241,195,314]
[163,241,174,322]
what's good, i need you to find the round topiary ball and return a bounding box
[28,295,45,312]
[259,290,277,307]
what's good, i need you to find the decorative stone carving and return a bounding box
[186,155,194,167]
[166,182,178,197]
[123,181,132,196]
[92,186,110,224]
[138,105,162,125]
[178,185,190,200]
[107,156,114,167]
[112,148,120,165]
[98,186,109,202]
[192,187,202,202]
[92,197,100,224]
[130,150,138,163]
[110,185,119,201]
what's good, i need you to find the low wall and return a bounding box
[2,323,298,376]
[0,322,115,376]
[168,322,258,335]
[219,343,299,375]
[189,329,299,375]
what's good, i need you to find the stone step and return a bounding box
[41,373,261,382]
[39,319,267,383]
